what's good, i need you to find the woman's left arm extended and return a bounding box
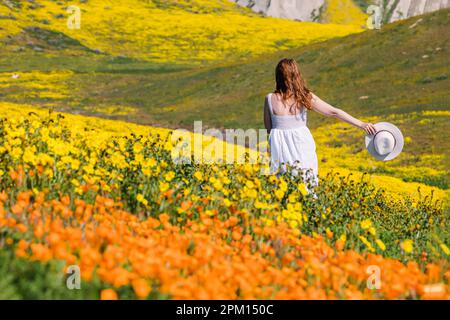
[310,93,377,135]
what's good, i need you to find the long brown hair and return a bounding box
[274,58,312,112]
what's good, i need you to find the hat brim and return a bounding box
[365,122,404,161]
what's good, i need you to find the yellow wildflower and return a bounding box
[136,194,148,206]
[440,243,450,255]
[275,189,284,200]
[193,171,203,181]
[375,239,386,251]
[245,180,254,189]
[159,182,169,193]
[359,236,375,252]
[401,240,414,253]
[360,219,372,230]
[164,171,175,182]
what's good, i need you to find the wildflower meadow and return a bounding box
[0,104,448,299]
[0,0,448,304]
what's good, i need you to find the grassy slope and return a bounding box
[0,5,448,192]
[0,0,362,64]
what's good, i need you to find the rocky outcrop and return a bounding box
[233,0,450,23]
[234,0,325,21]
[377,0,450,22]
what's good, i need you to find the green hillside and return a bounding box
[0,9,449,191]
[0,0,362,64]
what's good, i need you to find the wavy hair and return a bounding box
[274,58,313,112]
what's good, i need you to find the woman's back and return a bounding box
[267,93,308,130]
[264,59,319,188]
[265,58,377,194]
[269,93,304,116]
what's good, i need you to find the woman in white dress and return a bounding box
[264,58,377,192]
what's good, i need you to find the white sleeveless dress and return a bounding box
[267,93,319,187]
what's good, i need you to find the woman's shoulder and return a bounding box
[264,93,272,105]
[266,92,278,102]
[265,92,277,106]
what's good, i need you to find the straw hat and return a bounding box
[365,122,404,161]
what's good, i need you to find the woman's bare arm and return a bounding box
[264,96,272,134]
[310,93,377,135]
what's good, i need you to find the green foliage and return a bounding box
[284,170,448,261]
[0,250,103,299]
[353,0,374,11]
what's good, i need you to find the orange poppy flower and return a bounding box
[100,289,119,300]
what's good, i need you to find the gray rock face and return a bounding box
[233,0,449,23]
[234,0,325,21]
[376,0,450,22]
